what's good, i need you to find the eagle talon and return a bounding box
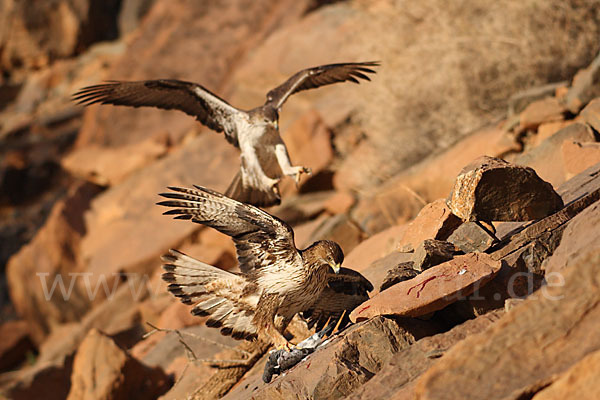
[289,166,311,187]
[264,177,281,190]
[276,342,294,352]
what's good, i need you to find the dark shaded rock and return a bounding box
[0,108,82,312]
[448,156,563,222]
[360,251,414,296]
[380,262,418,292]
[447,221,497,253]
[351,253,502,322]
[397,199,462,252]
[413,239,456,272]
[3,355,74,400]
[0,320,34,372]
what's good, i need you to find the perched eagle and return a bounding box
[74,62,379,207]
[157,185,372,348]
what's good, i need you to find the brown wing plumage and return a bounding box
[303,267,373,331]
[157,185,300,273]
[266,61,379,109]
[72,80,242,145]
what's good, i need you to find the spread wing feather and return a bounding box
[266,61,379,109]
[161,249,259,340]
[157,185,300,273]
[73,80,242,146]
[303,267,373,331]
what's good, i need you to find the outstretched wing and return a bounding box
[302,267,373,331]
[266,61,379,109]
[73,80,243,146]
[157,185,300,273]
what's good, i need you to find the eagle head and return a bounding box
[305,240,344,274]
[262,107,279,125]
[249,107,279,128]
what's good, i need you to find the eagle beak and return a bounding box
[329,262,341,274]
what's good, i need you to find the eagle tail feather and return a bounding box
[225,171,281,208]
[161,249,258,340]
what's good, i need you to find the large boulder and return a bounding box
[447,156,563,222]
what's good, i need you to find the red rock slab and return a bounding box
[397,199,462,252]
[531,121,573,148]
[0,320,34,371]
[350,253,501,322]
[62,133,169,186]
[519,97,565,131]
[323,190,355,215]
[561,140,600,179]
[345,224,408,272]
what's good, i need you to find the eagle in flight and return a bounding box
[157,185,372,348]
[74,62,379,207]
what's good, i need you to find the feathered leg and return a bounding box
[274,143,311,185]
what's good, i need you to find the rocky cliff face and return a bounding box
[1,1,600,399]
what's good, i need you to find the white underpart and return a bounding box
[236,118,278,190]
[257,265,304,294]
